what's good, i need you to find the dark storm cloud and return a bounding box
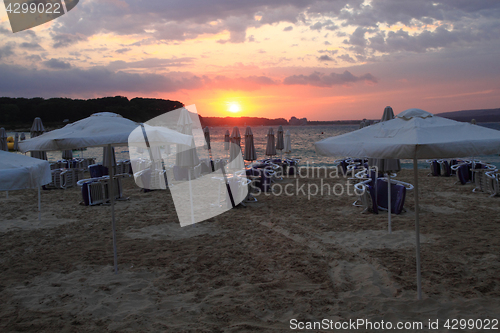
[283,70,377,87]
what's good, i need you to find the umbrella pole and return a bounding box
[387,173,392,234]
[188,170,195,225]
[413,157,422,300]
[38,187,41,221]
[108,144,118,274]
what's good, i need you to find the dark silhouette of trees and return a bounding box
[0,96,184,128]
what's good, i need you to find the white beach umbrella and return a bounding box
[244,127,257,162]
[265,127,276,157]
[228,127,244,169]
[128,123,193,189]
[62,149,73,160]
[276,125,285,160]
[0,151,51,220]
[175,108,201,225]
[102,146,116,171]
[19,112,169,274]
[203,127,213,170]
[315,108,500,300]
[13,133,19,151]
[203,127,211,151]
[284,130,292,155]
[368,106,401,234]
[30,117,47,160]
[224,130,230,153]
[0,128,7,151]
[175,108,200,168]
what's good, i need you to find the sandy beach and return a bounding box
[1,169,500,332]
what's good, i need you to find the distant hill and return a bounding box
[436,108,500,123]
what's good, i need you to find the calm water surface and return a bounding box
[8,122,500,169]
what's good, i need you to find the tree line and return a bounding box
[0,96,184,129]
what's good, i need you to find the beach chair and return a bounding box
[200,159,212,174]
[60,169,77,189]
[451,162,471,185]
[438,160,452,177]
[353,179,378,214]
[472,164,497,193]
[249,166,275,193]
[81,180,106,206]
[45,169,64,189]
[285,158,300,176]
[375,178,413,214]
[78,175,126,206]
[485,171,500,197]
[89,163,105,178]
[427,160,440,176]
[352,171,413,215]
[173,165,189,181]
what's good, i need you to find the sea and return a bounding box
[7,122,500,169]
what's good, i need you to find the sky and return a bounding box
[1,0,499,120]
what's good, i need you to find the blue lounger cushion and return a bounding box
[457,164,470,185]
[430,160,440,176]
[89,164,104,178]
[376,179,406,215]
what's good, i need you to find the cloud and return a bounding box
[107,57,195,70]
[0,64,205,97]
[337,54,357,63]
[115,48,132,54]
[47,0,356,44]
[309,19,338,31]
[0,63,280,97]
[283,26,293,31]
[52,33,88,48]
[26,55,43,62]
[283,70,378,87]
[206,75,278,90]
[19,42,44,50]
[0,26,12,35]
[43,58,72,69]
[340,0,500,28]
[318,55,335,62]
[0,43,15,59]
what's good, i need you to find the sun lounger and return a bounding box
[351,171,413,215]
[427,160,441,176]
[78,175,127,206]
[485,171,500,197]
[472,164,497,193]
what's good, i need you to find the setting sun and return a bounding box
[227,102,241,113]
